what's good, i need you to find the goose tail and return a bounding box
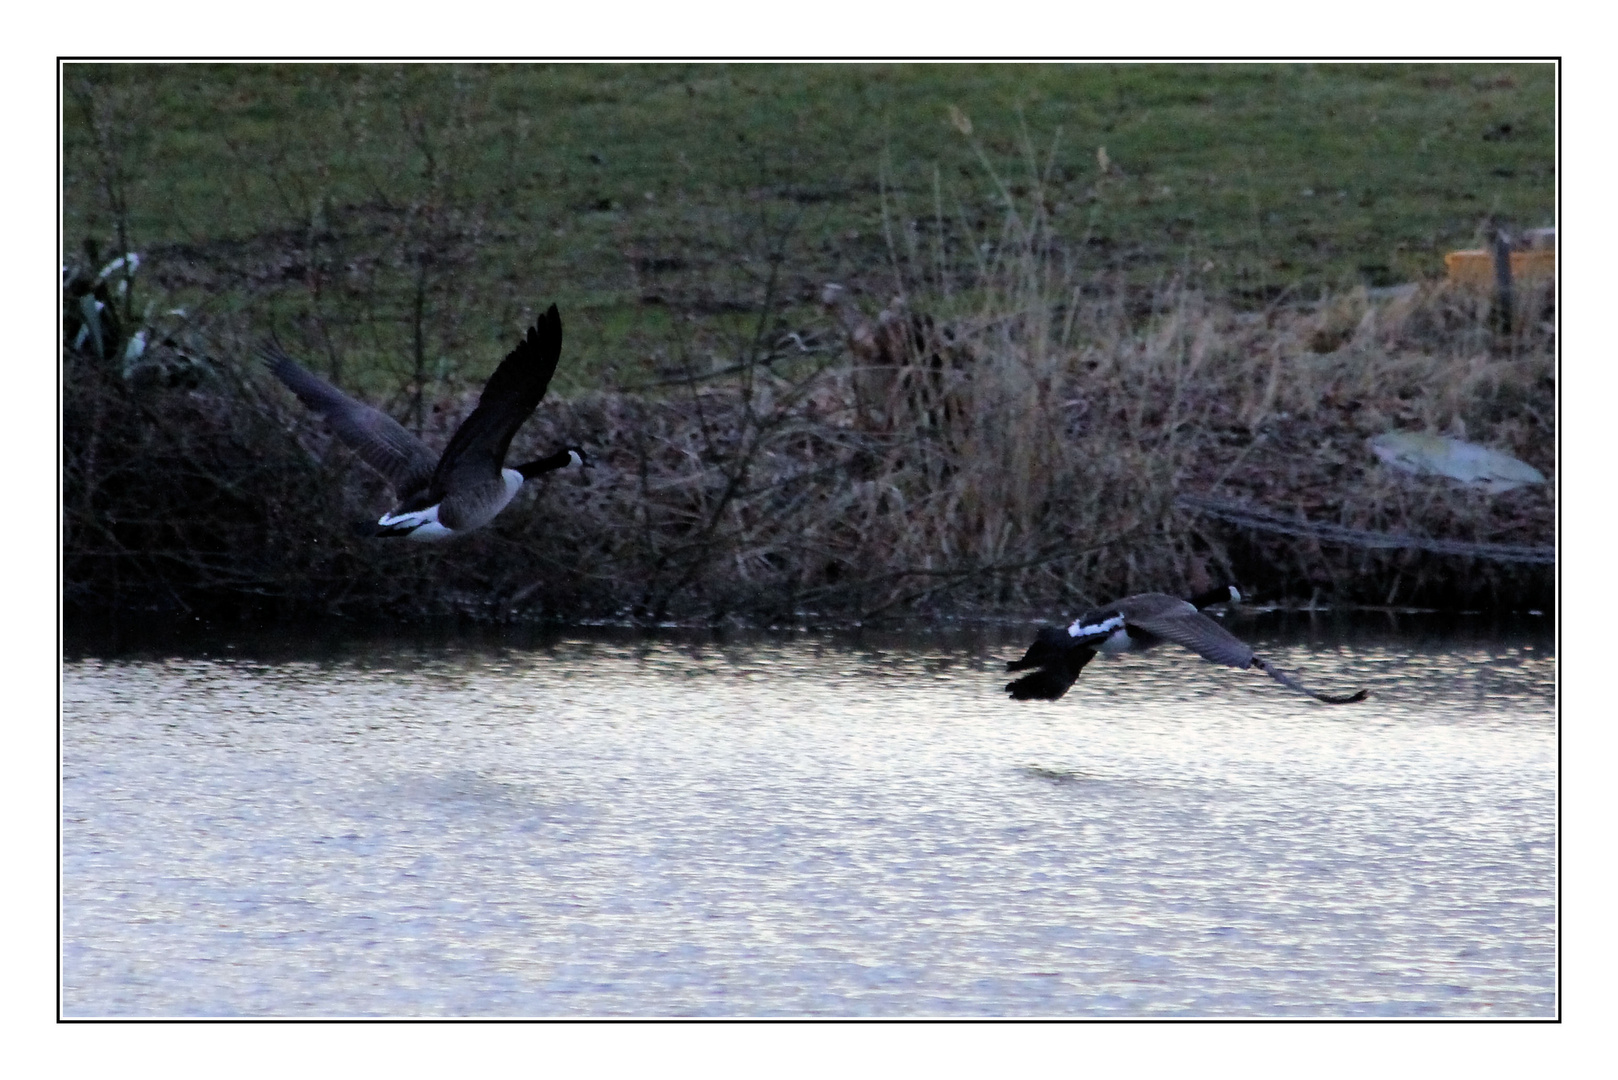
[1006,627,1071,672]
[1004,630,1097,700]
[1005,668,1080,701]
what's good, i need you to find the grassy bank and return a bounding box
[64,63,1554,389]
[61,63,1555,625]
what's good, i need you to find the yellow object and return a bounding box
[1444,248,1556,286]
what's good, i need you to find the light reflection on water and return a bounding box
[61,622,1555,1016]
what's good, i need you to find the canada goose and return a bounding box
[263,304,586,541]
[1005,587,1367,704]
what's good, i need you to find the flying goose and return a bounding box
[1005,587,1368,704]
[263,304,586,541]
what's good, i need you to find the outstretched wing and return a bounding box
[1128,606,1368,703]
[1126,608,1256,669]
[262,342,437,497]
[430,305,563,499]
[1252,657,1369,704]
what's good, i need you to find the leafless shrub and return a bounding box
[65,254,1553,626]
[63,97,1552,626]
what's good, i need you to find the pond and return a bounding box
[60,614,1556,1017]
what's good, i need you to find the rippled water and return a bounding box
[61,618,1556,1017]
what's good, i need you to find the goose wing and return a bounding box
[1251,657,1369,704]
[429,305,563,499]
[262,343,437,497]
[1129,605,1368,703]
[1125,607,1256,669]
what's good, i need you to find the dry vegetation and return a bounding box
[63,175,1554,627]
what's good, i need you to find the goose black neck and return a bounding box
[515,449,576,479]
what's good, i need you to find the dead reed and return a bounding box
[62,137,1553,627]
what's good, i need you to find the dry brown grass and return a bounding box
[64,180,1554,626]
[473,229,1553,621]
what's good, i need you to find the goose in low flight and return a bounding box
[263,304,586,541]
[1005,587,1368,704]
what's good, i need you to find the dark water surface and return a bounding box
[61,614,1556,1016]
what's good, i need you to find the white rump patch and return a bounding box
[404,520,454,542]
[379,503,454,542]
[1068,613,1124,639]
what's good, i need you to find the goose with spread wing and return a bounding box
[1005,587,1368,704]
[263,304,586,541]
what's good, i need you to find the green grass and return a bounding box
[63,62,1554,393]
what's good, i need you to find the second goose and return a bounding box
[1005,588,1368,704]
[264,304,586,541]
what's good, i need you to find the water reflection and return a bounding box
[62,617,1555,1016]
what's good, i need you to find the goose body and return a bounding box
[264,305,586,541]
[1006,587,1367,704]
